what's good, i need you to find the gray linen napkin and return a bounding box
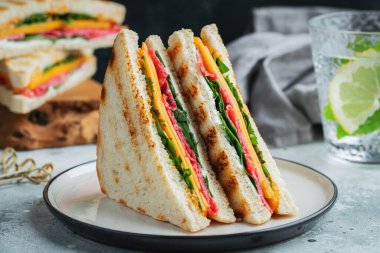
[227,7,343,147]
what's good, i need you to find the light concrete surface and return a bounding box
[0,142,379,253]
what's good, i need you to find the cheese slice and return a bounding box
[0,20,113,39]
[194,37,280,211]
[141,43,208,215]
[14,55,91,93]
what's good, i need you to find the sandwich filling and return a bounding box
[1,54,92,97]
[0,13,121,41]
[194,37,280,213]
[139,43,218,216]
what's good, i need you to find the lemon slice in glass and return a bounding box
[329,58,380,134]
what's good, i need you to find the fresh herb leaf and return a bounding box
[17,12,95,27]
[214,58,273,184]
[333,58,351,67]
[347,36,376,53]
[22,34,46,41]
[16,13,49,26]
[155,50,166,67]
[203,175,213,197]
[205,77,246,166]
[336,107,380,139]
[324,103,336,121]
[143,64,195,193]
[215,58,229,74]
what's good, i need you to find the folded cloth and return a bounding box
[227,7,344,147]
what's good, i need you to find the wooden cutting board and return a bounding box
[0,79,101,150]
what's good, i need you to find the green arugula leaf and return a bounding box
[214,58,274,185]
[143,55,196,194]
[22,34,46,41]
[43,55,77,73]
[203,176,213,197]
[205,77,246,167]
[16,13,49,26]
[17,13,95,27]
[215,58,229,74]
[155,50,166,67]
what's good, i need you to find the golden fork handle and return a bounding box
[1,147,17,174]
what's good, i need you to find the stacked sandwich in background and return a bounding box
[0,0,126,150]
[97,24,297,232]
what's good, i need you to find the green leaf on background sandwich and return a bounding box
[16,14,49,26]
[16,13,95,27]
[43,55,77,73]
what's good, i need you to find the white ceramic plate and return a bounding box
[44,159,337,252]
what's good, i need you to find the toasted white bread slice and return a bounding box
[96,29,211,232]
[0,55,96,114]
[145,35,235,224]
[0,0,126,59]
[201,24,298,216]
[168,26,297,224]
[0,0,126,26]
[0,34,117,60]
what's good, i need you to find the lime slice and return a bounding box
[329,57,380,134]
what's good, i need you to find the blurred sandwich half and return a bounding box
[0,0,126,59]
[0,49,96,114]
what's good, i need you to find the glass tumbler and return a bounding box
[309,11,380,163]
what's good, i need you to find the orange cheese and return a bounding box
[0,20,113,39]
[14,55,91,93]
[194,37,280,211]
[141,43,208,215]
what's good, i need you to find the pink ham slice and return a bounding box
[20,71,72,98]
[148,48,218,216]
[42,25,121,39]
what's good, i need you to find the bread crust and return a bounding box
[168,29,272,224]
[96,29,210,232]
[0,0,126,26]
[0,55,96,114]
[200,24,298,216]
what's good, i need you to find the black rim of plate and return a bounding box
[43,158,338,252]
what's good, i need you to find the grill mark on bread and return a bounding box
[188,82,199,99]
[177,63,189,79]
[0,6,8,11]
[5,0,26,6]
[100,186,106,194]
[137,207,146,214]
[196,103,208,122]
[168,43,181,61]
[157,214,166,221]
[114,176,120,184]
[100,86,106,103]
[115,140,122,150]
[214,150,229,172]
[119,199,127,206]
[125,163,131,172]
[181,218,187,224]
[205,127,218,146]
[109,47,116,67]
